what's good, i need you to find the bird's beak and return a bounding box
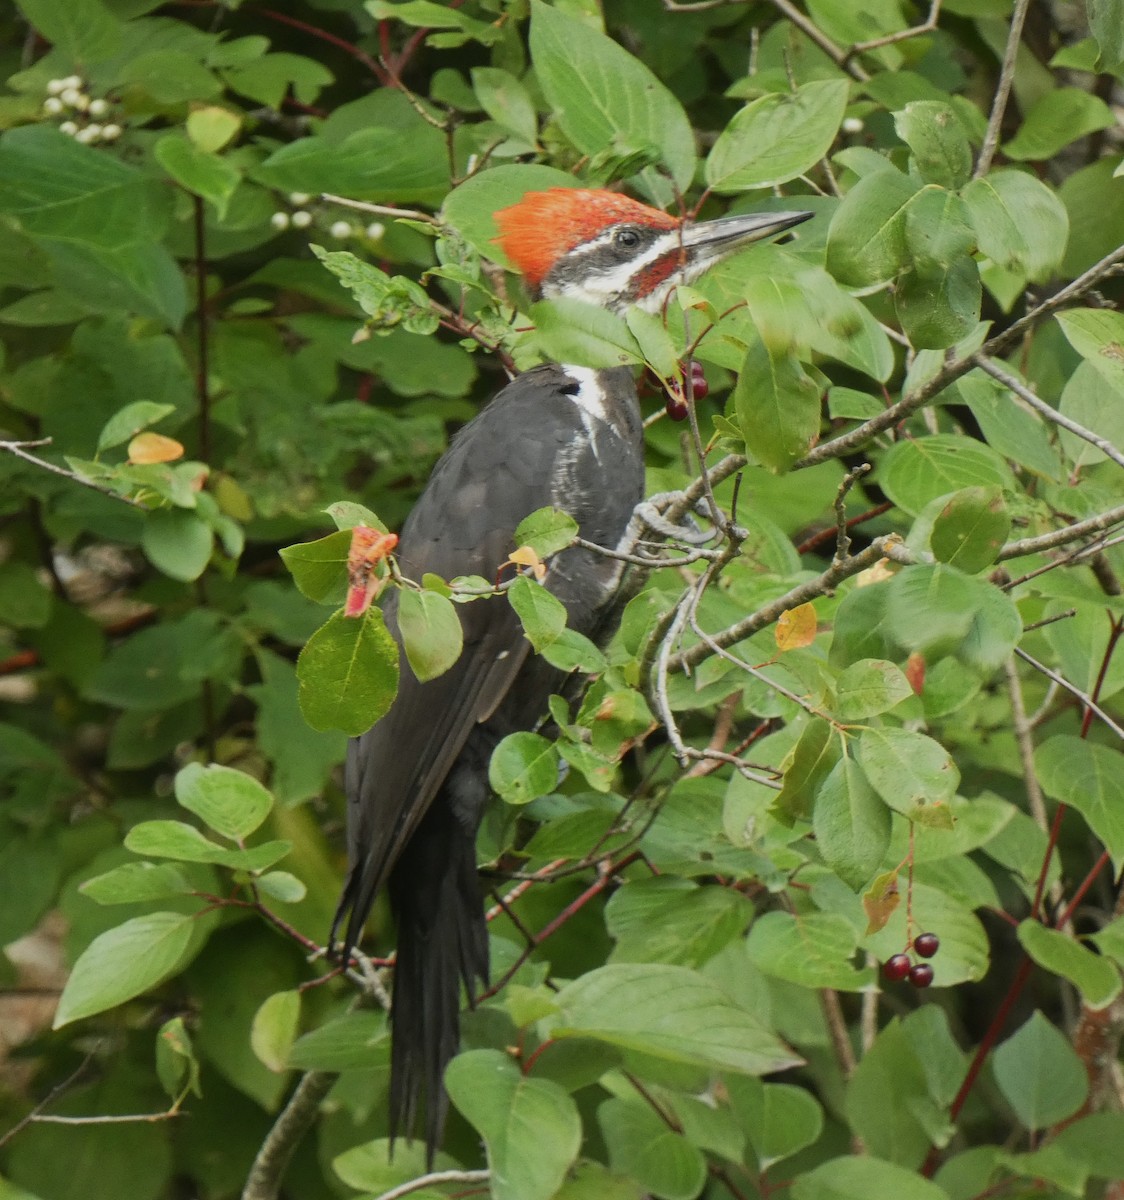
[678,209,814,266]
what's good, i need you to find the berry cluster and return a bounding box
[42,76,121,144]
[882,932,939,989]
[269,194,385,242]
[665,359,709,421]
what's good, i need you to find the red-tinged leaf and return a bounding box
[344,526,398,617]
[905,652,926,695]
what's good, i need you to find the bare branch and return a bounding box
[242,1071,336,1200]
[998,503,1124,562]
[1014,648,1124,741]
[0,439,146,508]
[763,0,870,81]
[321,194,436,223]
[846,0,942,56]
[372,1169,491,1200]
[975,0,1031,178]
[976,355,1124,472]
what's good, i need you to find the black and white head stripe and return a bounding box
[539,210,814,314]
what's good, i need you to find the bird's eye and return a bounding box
[613,228,642,250]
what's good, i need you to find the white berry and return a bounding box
[329,221,353,239]
[88,98,110,117]
[288,192,312,206]
[43,97,64,115]
[100,123,122,142]
[60,87,82,107]
[59,120,78,136]
[46,79,67,96]
[62,75,83,89]
[842,116,865,134]
[290,210,312,229]
[75,126,99,144]
[270,211,290,230]
[365,222,385,240]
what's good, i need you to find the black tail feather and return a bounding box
[386,788,489,1163]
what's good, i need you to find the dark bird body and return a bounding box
[329,188,812,1158]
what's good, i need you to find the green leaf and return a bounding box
[858,727,959,824]
[97,401,176,453]
[625,308,680,382]
[0,126,170,249]
[733,1079,824,1171]
[14,0,122,62]
[514,507,579,560]
[312,247,438,335]
[250,989,300,1073]
[0,563,51,629]
[929,486,1011,573]
[1036,736,1124,870]
[255,871,306,904]
[734,337,821,471]
[224,51,333,108]
[154,135,240,219]
[489,731,559,805]
[746,911,872,990]
[471,66,539,144]
[1055,307,1124,396]
[186,106,242,153]
[444,164,579,261]
[527,298,643,370]
[599,1098,706,1200]
[124,820,291,872]
[834,658,913,719]
[174,762,273,841]
[296,608,400,737]
[895,259,981,350]
[993,1011,1088,1130]
[1090,0,1124,71]
[1016,921,1122,1011]
[279,529,351,604]
[80,862,193,905]
[156,1015,201,1100]
[962,169,1069,283]
[141,509,214,582]
[290,1013,387,1072]
[257,123,445,205]
[605,877,750,968]
[773,717,840,824]
[530,0,696,192]
[706,80,849,193]
[509,574,567,651]
[445,1049,581,1200]
[893,102,972,189]
[793,1155,951,1200]
[878,434,1015,516]
[53,912,195,1027]
[826,168,924,286]
[813,757,891,890]
[552,963,803,1074]
[1004,88,1115,161]
[865,881,989,986]
[397,588,463,682]
[333,1138,451,1195]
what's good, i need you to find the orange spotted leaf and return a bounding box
[344,526,398,617]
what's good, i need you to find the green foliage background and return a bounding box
[2,1,1124,1198]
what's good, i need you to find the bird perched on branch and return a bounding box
[330,187,812,1158]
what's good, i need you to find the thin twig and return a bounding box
[846,0,941,56]
[0,440,145,507]
[372,1169,491,1200]
[999,503,1124,562]
[1014,647,1124,741]
[976,355,1124,472]
[763,0,870,81]
[321,194,436,223]
[975,0,1031,178]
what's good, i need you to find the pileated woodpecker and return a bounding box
[331,188,812,1155]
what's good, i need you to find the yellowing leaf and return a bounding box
[776,602,817,651]
[863,869,901,936]
[508,544,547,581]
[128,432,184,464]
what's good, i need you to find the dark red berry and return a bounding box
[665,397,689,421]
[883,953,911,982]
[914,932,940,958]
[909,962,934,988]
[687,360,709,401]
